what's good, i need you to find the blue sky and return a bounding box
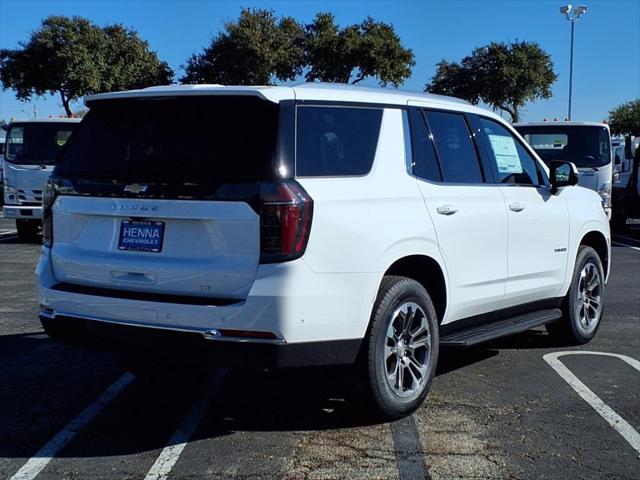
[1,0,639,122]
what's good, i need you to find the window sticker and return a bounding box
[488,134,522,173]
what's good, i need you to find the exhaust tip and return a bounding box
[203,329,222,340]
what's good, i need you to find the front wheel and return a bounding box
[361,276,439,420]
[547,246,605,344]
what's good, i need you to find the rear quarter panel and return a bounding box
[296,108,447,330]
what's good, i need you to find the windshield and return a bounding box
[515,125,611,168]
[56,96,279,186]
[5,122,77,165]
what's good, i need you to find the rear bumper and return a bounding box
[37,247,380,363]
[39,313,361,368]
[3,205,42,220]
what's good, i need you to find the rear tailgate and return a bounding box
[50,196,259,300]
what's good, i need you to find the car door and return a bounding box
[472,115,570,305]
[408,108,508,322]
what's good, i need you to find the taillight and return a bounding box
[42,180,58,247]
[259,180,313,263]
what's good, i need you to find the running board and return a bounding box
[440,309,562,347]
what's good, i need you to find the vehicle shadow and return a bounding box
[480,328,574,350]
[0,327,568,460]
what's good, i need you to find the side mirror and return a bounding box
[550,160,579,194]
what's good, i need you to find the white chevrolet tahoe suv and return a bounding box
[38,84,610,419]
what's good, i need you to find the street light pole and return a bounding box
[560,5,588,121]
[568,19,575,120]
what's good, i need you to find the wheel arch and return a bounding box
[381,254,448,324]
[579,230,610,280]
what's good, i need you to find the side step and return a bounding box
[440,309,562,347]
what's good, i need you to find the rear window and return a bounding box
[409,109,441,181]
[296,106,383,176]
[425,111,484,183]
[56,97,279,184]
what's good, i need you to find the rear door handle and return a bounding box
[509,202,526,212]
[436,205,458,216]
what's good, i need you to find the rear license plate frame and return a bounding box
[118,219,165,253]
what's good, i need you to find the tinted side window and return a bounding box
[6,125,24,159]
[479,118,540,185]
[409,109,441,181]
[425,111,483,183]
[296,106,382,176]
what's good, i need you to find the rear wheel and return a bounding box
[361,276,439,420]
[547,246,605,344]
[16,220,40,243]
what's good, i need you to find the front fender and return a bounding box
[561,219,611,296]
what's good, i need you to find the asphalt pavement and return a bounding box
[1,214,638,480]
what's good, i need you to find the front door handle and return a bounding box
[437,205,458,216]
[509,202,526,212]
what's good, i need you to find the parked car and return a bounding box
[38,84,610,419]
[611,136,640,230]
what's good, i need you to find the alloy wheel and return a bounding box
[384,302,432,399]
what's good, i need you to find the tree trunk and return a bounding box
[499,104,518,123]
[511,103,519,123]
[59,91,72,117]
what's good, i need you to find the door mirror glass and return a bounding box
[550,160,579,193]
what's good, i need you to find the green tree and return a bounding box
[608,99,640,137]
[426,41,557,122]
[304,13,414,86]
[182,9,414,88]
[181,8,305,85]
[0,16,173,117]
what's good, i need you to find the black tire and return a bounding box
[361,275,439,420]
[16,220,40,243]
[547,246,605,345]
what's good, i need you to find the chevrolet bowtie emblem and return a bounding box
[123,184,148,194]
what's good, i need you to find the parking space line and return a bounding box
[9,373,135,480]
[612,240,640,251]
[543,351,640,455]
[144,369,228,480]
[391,414,431,480]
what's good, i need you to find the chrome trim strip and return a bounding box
[41,310,286,345]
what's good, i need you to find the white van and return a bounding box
[38,84,610,418]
